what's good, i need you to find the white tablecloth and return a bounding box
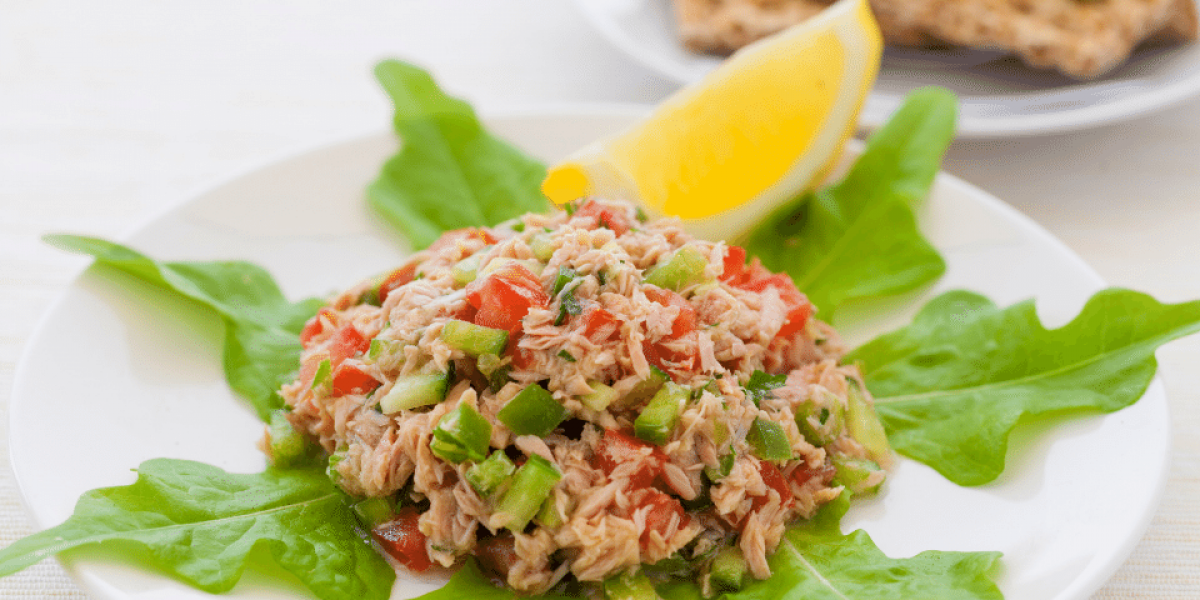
[3,1,1199,598]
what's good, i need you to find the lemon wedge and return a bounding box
[541,0,881,242]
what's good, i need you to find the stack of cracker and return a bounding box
[673,0,1199,78]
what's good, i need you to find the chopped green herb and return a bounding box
[743,370,786,407]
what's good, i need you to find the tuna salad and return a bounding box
[263,198,891,595]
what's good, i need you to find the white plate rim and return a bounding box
[8,104,1171,600]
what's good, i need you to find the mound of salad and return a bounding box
[4,59,1200,600]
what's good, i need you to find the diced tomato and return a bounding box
[788,462,837,489]
[429,227,499,254]
[643,287,696,338]
[466,263,549,333]
[737,265,813,338]
[505,332,536,371]
[633,488,688,546]
[328,325,371,367]
[595,429,664,490]
[332,363,380,397]
[475,534,519,579]
[750,460,794,513]
[573,200,632,236]
[299,307,335,347]
[581,306,620,341]
[642,339,698,374]
[451,301,478,323]
[720,245,747,285]
[378,263,419,304]
[371,507,432,573]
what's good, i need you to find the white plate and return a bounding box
[10,106,1168,600]
[572,0,1200,137]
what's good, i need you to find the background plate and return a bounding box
[572,0,1200,137]
[10,107,1169,599]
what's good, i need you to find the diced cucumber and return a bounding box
[529,234,556,262]
[709,546,748,592]
[643,247,708,291]
[795,388,845,447]
[704,452,735,482]
[430,403,492,464]
[266,410,308,467]
[603,569,657,600]
[466,450,516,497]
[497,384,568,437]
[634,382,687,445]
[747,418,792,460]
[476,353,512,393]
[440,320,508,357]
[581,381,618,411]
[451,255,482,285]
[496,454,562,531]
[378,372,449,414]
[535,489,564,529]
[351,496,395,527]
[846,379,890,463]
[310,358,332,391]
[367,338,402,361]
[623,366,669,405]
[831,455,884,496]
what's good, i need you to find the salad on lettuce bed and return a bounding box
[3,59,1198,600]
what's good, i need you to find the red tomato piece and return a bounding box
[633,489,688,546]
[505,332,537,371]
[643,287,696,338]
[328,325,371,367]
[299,307,335,347]
[788,462,837,489]
[641,340,698,375]
[378,263,419,304]
[581,306,620,341]
[751,460,795,512]
[573,200,632,236]
[738,267,813,338]
[594,429,664,490]
[331,363,380,397]
[720,245,747,285]
[371,507,432,573]
[466,263,549,333]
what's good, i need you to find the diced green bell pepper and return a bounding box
[440,319,508,357]
[634,382,688,445]
[465,450,516,497]
[497,384,568,437]
[496,454,561,531]
[747,417,792,460]
[603,570,657,600]
[430,403,492,464]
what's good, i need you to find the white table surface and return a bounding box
[2,1,1199,598]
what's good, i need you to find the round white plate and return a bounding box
[10,107,1168,600]
[572,0,1200,137]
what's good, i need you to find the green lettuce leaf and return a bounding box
[0,459,393,600]
[43,234,322,422]
[657,493,1001,600]
[740,87,955,320]
[848,289,1200,486]
[368,59,549,249]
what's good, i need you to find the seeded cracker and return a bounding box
[672,0,1199,78]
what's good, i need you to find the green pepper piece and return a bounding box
[747,417,791,460]
[351,496,396,527]
[497,384,568,437]
[378,372,450,414]
[643,247,707,291]
[581,380,618,411]
[310,358,332,391]
[846,379,890,463]
[832,455,884,496]
[465,450,516,497]
[710,546,748,592]
[623,365,669,405]
[603,569,657,600]
[634,382,687,445]
[496,454,562,531]
[440,319,509,357]
[795,389,845,447]
[430,403,492,464]
[266,410,308,467]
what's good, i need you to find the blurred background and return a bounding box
[2,1,1198,598]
